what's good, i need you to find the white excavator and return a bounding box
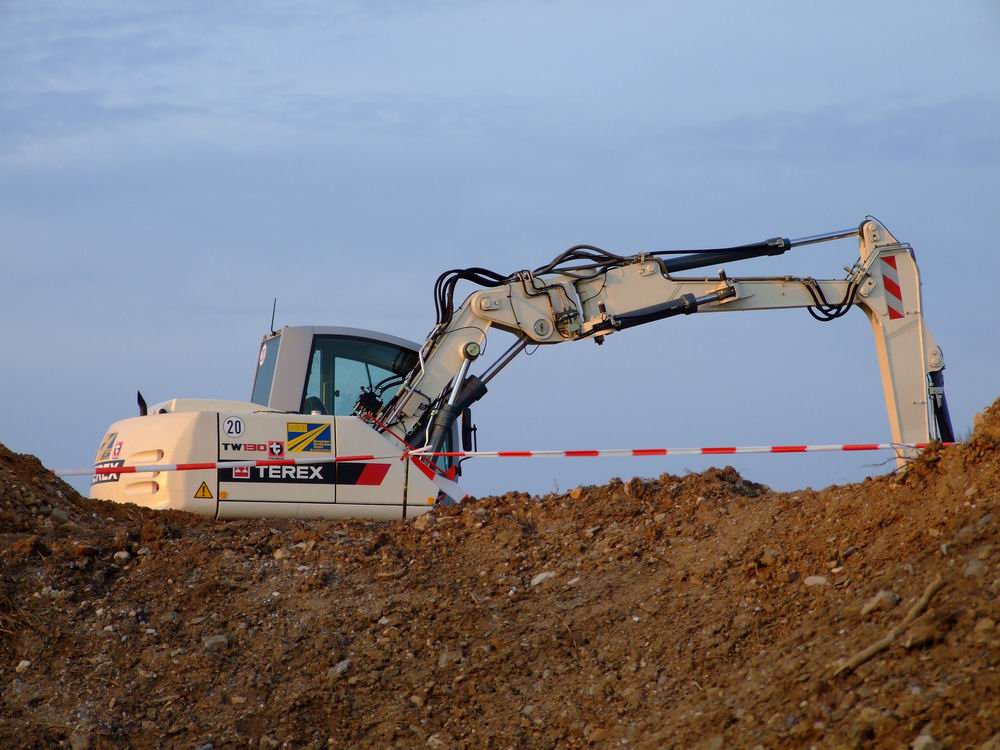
[90,217,954,520]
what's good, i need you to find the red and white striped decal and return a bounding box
[62,454,394,478]
[881,255,905,320]
[57,442,950,477]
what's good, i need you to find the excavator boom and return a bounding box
[376,218,952,466]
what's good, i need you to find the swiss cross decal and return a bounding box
[267,440,285,458]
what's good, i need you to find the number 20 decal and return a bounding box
[223,417,245,437]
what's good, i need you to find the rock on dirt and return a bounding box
[202,634,229,653]
[2,399,1000,748]
[530,571,556,587]
[861,589,901,617]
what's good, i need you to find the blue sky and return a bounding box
[2,1,998,497]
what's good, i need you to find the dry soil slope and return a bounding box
[1,400,999,749]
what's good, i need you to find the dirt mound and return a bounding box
[2,402,999,749]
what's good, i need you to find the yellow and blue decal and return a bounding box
[286,422,332,453]
[96,432,118,462]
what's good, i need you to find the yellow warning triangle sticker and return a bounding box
[194,481,214,499]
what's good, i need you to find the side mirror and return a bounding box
[461,408,476,452]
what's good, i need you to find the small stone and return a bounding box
[978,513,994,530]
[377,616,390,626]
[974,617,995,637]
[272,548,288,561]
[530,571,556,587]
[902,615,944,650]
[759,548,780,567]
[861,590,901,617]
[858,706,881,723]
[653,512,667,523]
[569,487,584,500]
[964,486,979,498]
[911,727,943,750]
[804,575,828,587]
[330,658,351,677]
[410,693,425,708]
[567,577,581,586]
[15,659,30,673]
[437,650,463,668]
[50,508,69,522]
[113,550,131,563]
[413,514,436,531]
[137,547,152,556]
[202,634,229,653]
[195,744,214,750]
[974,544,993,560]
[964,558,986,577]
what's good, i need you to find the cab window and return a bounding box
[301,335,417,417]
[251,335,280,406]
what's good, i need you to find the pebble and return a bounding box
[974,617,995,636]
[530,571,556,587]
[911,728,943,750]
[437,650,463,668]
[569,487,584,500]
[330,659,351,677]
[413,514,436,531]
[202,634,229,653]
[15,659,30,673]
[858,706,880,723]
[50,508,69,522]
[861,590,901,617]
[759,548,780,567]
[195,744,214,750]
[902,615,943,650]
[272,548,288,561]
[804,575,828,587]
[113,551,130,563]
[964,558,986,577]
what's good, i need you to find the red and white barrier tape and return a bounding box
[57,441,950,478]
[420,442,948,459]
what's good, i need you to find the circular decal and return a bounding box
[258,344,267,367]
[223,416,245,438]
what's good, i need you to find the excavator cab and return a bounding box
[251,326,459,469]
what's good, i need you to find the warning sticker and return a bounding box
[286,423,332,453]
[194,481,214,499]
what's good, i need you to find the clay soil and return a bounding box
[2,402,1000,749]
